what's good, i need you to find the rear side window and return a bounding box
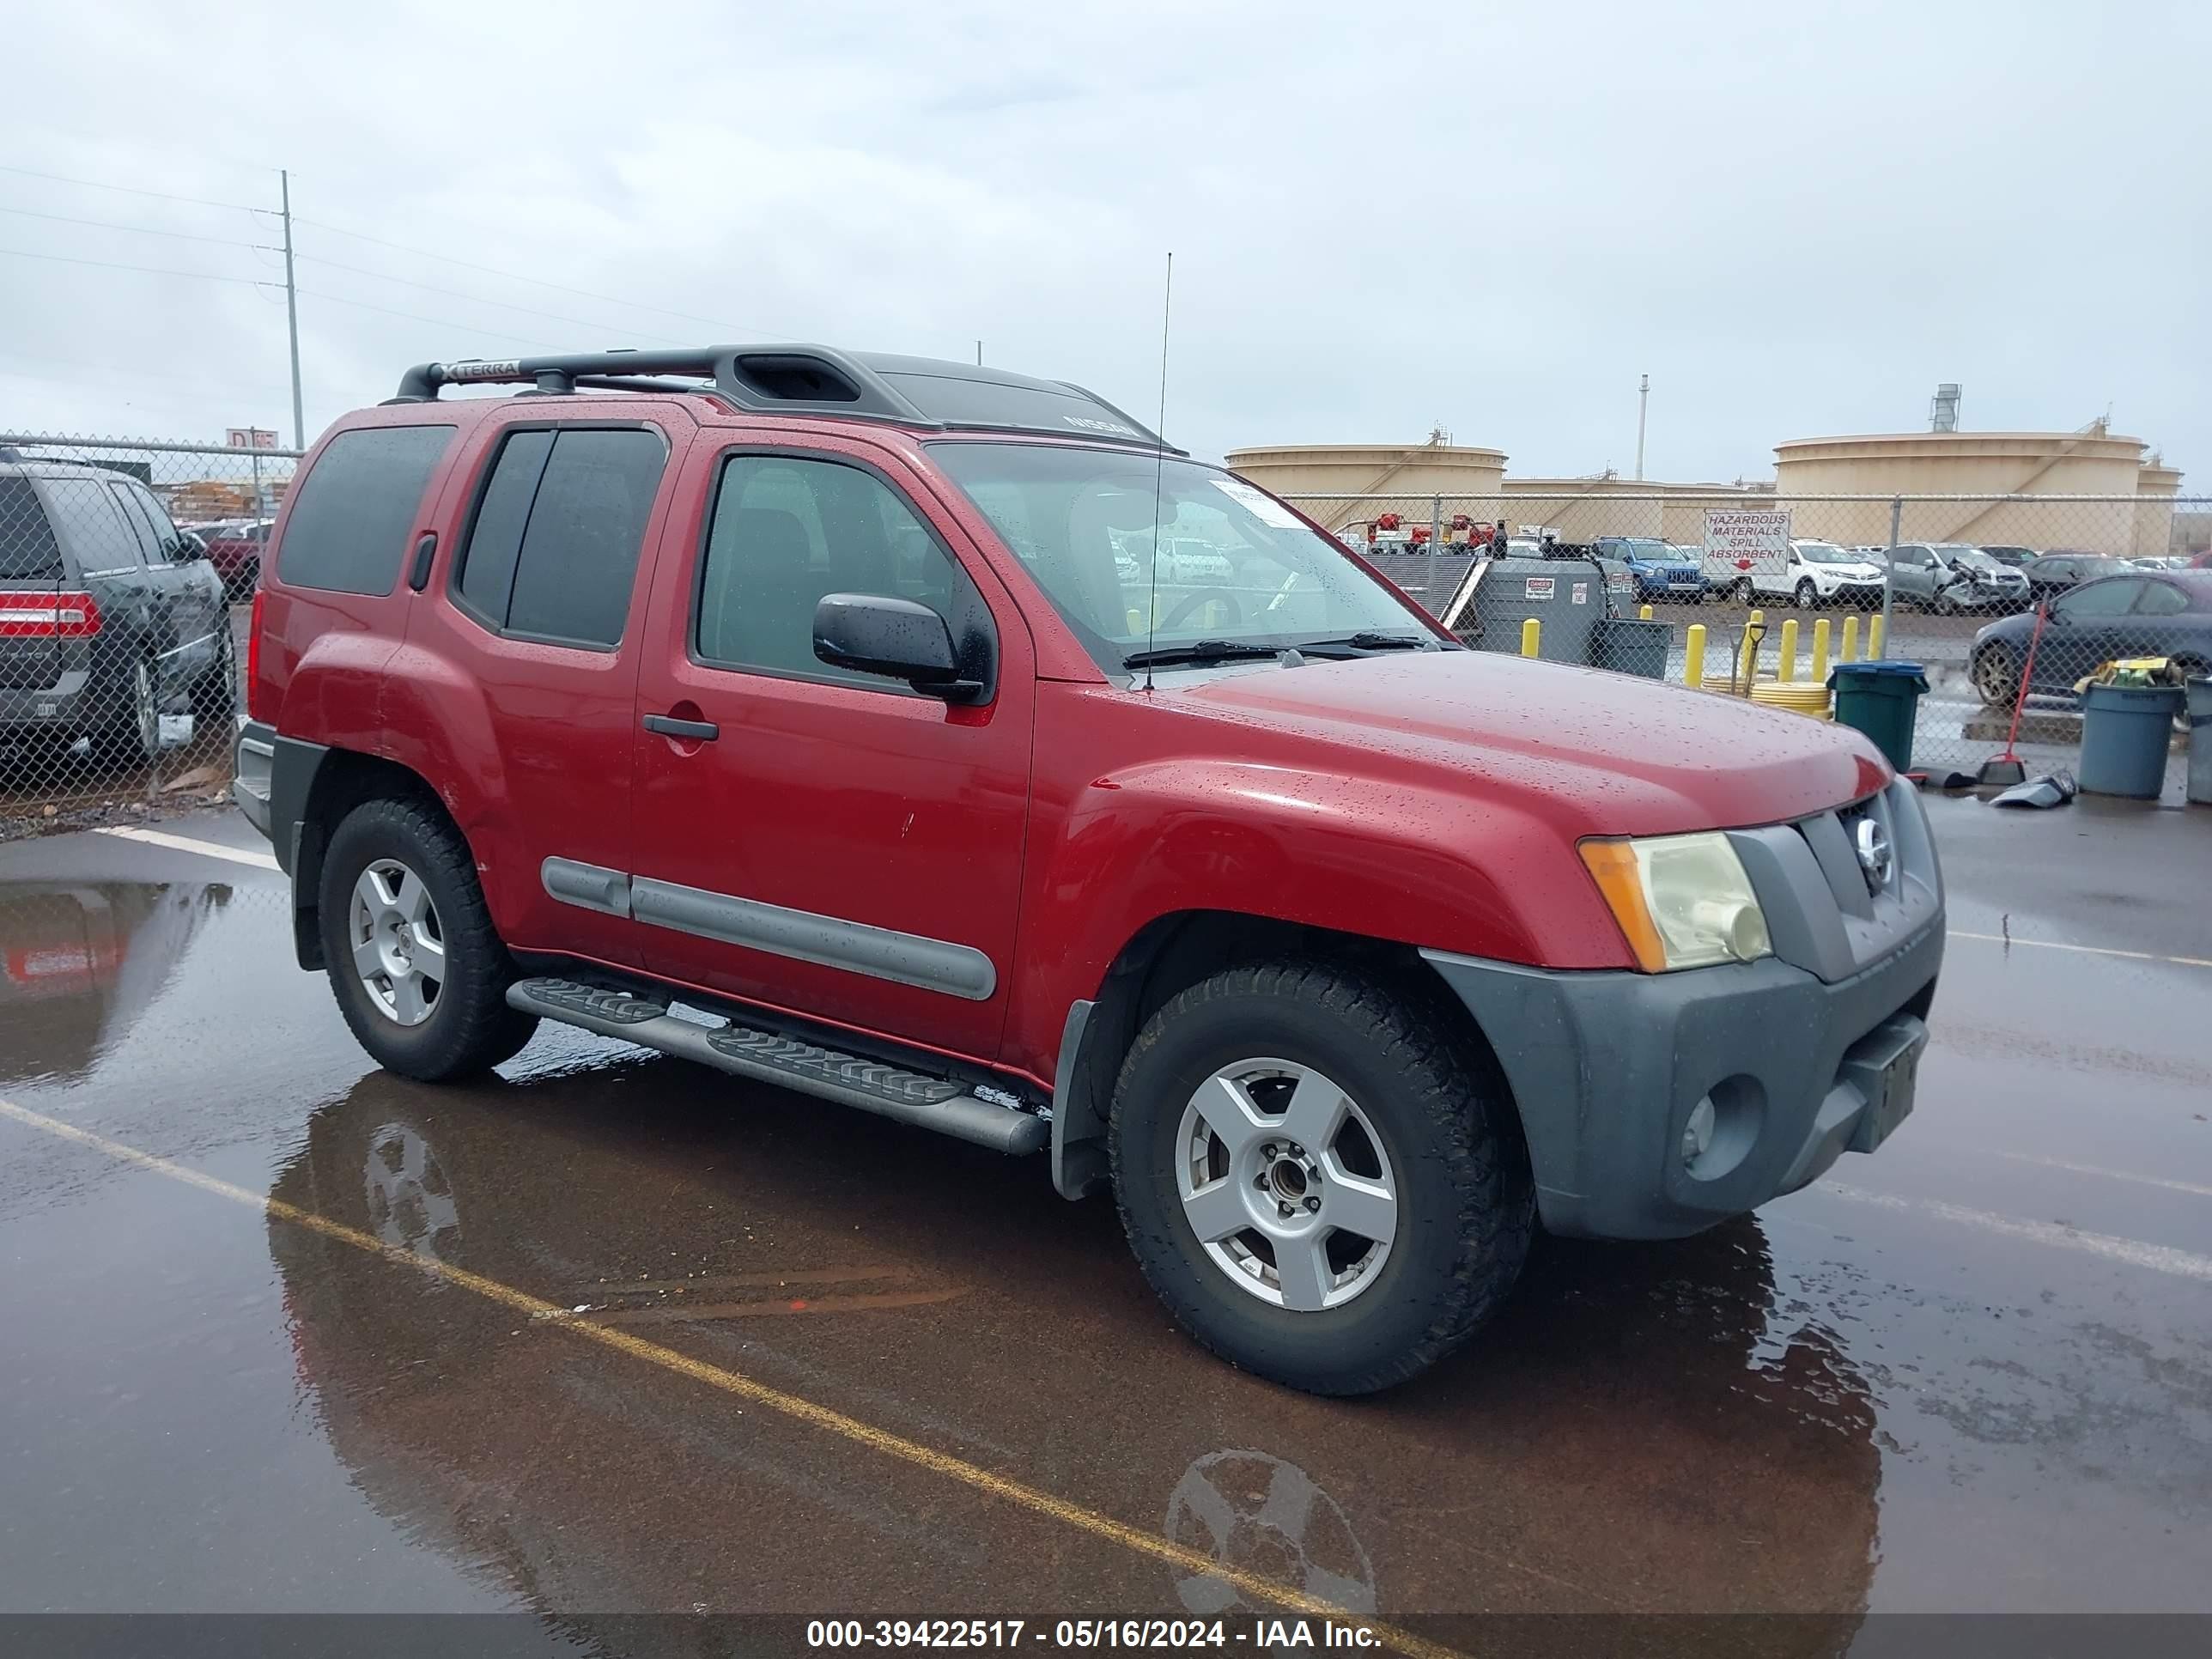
[0,476,64,579]
[40,477,140,572]
[454,427,667,648]
[279,425,456,596]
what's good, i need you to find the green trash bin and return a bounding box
[1828,659,1929,773]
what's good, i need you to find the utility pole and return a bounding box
[1634,373,1649,481]
[281,169,303,449]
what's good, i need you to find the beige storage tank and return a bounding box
[1224,442,1507,533]
[2136,460,2183,556]
[1773,430,2160,554]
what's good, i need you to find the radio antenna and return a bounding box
[1142,250,1174,693]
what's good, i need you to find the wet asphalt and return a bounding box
[0,798,2206,1639]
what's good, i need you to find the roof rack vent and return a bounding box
[728,354,862,404]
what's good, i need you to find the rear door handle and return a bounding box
[642,713,719,741]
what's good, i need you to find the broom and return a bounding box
[1978,600,2049,787]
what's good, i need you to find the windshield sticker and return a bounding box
[1212,478,1304,531]
[1524,576,1555,599]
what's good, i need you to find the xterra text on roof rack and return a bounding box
[234,343,1942,1395]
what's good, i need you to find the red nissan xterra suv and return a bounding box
[234,344,1942,1395]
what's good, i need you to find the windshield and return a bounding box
[1619,538,1672,561]
[930,442,1428,668]
[1795,541,1851,564]
[1948,546,2003,573]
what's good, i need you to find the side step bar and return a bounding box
[506,977,1049,1157]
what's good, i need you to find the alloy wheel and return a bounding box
[1175,1059,1398,1313]
[349,859,447,1027]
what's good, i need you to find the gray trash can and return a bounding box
[2188,676,2212,806]
[2077,683,2184,799]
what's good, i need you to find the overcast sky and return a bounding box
[5,2,2207,484]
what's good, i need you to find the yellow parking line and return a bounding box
[1948,930,2212,971]
[0,1095,1462,1659]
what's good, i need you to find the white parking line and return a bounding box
[1948,930,2212,971]
[1996,1152,2212,1200]
[93,825,278,872]
[1820,1182,2212,1283]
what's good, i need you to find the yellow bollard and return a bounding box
[1778,618,1799,683]
[1638,603,1653,622]
[1811,617,1832,685]
[1520,617,1540,658]
[1869,612,1886,660]
[1840,614,1859,662]
[1684,623,1706,689]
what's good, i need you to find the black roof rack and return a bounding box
[386,343,1182,455]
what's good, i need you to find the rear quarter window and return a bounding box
[278,425,456,595]
[0,476,64,579]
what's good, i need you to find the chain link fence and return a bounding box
[1283,489,2209,786]
[5,439,2205,836]
[1,433,298,840]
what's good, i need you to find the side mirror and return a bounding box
[813,592,980,701]
[173,531,208,562]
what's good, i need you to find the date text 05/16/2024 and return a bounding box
[805,1621,1383,1650]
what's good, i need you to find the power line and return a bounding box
[0,162,265,215]
[0,245,266,284]
[292,214,776,337]
[290,289,559,350]
[294,252,675,344]
[0,203,275,250]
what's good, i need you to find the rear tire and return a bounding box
[1110,959,1534,1395]
[1795,580,1818,610]
[1731,576,1753,605]
[318,796,538,1081]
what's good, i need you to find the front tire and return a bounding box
[1795,580,1818,610]
[1110,960,1534,1395]
[1731,576,1753,605]
[318,797,538,1081]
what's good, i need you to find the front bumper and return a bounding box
[1425,925,1940,1238]
[1423,777,1944,1239]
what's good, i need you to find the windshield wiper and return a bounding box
[1121,640,1284,670]
[1293,631,1433,653]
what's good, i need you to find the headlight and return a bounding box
[1578,832,1773,972]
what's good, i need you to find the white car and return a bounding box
[1717,539,1887,609]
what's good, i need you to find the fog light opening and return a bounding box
[1680,1075,1764,1182]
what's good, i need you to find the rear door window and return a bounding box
[108,483,161,564]
[279,425,457,596]
[453,426,667,648]
[40,477,140,574]
[0,476,64,579]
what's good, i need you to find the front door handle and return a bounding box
[643,713,720,742]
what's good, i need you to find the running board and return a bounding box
[506,977,1049,1157]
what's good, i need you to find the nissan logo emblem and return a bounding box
[1854,817,1895,890]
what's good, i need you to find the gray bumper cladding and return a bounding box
[1421,920,1942,1241]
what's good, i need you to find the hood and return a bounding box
[1170,650,1889,837]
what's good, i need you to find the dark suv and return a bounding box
[1,453,234,762]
